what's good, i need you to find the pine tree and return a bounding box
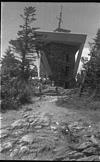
[1,47,20,78]
[84,28,100,97]
[9,6,39,82]
[1,47,20,110]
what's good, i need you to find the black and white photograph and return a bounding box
[1,2,100,160]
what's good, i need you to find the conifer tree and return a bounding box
[9,6,39,82]
[1,47,20,110]
[84,28,100,96]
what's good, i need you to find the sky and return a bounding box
[1,2,100,71]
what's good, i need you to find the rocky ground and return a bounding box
[0,87,100,160]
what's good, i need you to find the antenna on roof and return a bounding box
[56,5,63,30]
[54,5,71,33]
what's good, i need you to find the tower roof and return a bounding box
[35,30,87,46]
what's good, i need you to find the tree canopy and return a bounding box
[81,28,100,97]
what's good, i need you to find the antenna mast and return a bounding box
[57,5,63,30]
[54,5,71,33]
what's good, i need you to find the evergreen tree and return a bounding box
[1,47,21,110]
[84,28,100,96]
[9,6,39,82]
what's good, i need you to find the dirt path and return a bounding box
[1,91,100,160]
[37,95,100,124]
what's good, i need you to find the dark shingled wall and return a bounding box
[42,42,79,88]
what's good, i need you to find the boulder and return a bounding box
[10,148,19,158]
[11,119,27,129]
[39,114,50,126]
[23,113,30,118]
[68,152,84,159]
[29,118,40,126]
[77,155,100,161]
[19,146,30,154]
[0,129,9,139]
[82,146,97,156]
[76,141,93,151]
[67,151,77,155]
[34,125,42,129]
[1,141,12,152]
[28,117,35,123]
[20,133,34,144]
[90,135,99,145]
[12,129,24,137]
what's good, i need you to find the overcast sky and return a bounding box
[1,2,100,58]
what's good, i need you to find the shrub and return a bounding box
[1,48,33,111]
[16,80,33,104]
